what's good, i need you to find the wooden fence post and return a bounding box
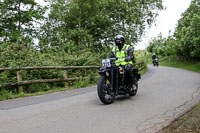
[17,71,23,92]
[63,70,68,88]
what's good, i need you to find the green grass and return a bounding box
[0,79,98,101]
[0,87,70,101]
[138,62,148,75]
[161,103,200,133]
[135,50,200,73]
[159,56,200,73]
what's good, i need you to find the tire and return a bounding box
[97,76,115,104]
[153,62,155,66]
[129,80,138,96]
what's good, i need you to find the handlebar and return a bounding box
[108,57,123,61]
[108,57,117,61]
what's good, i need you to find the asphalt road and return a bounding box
[0,65,200,133]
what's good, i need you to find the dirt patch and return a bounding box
[160,103,200,133]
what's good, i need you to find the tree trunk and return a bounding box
[78,7,82,47]
[18,1,21,32]
[177,56,179,61]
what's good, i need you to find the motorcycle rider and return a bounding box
[152,53,158,60]
[110,35,136,90]
[152,53,158,65]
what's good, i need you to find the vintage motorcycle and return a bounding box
[97,58,141,104]
[152,58,159,67]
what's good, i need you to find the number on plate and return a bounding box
[102,59,111,67]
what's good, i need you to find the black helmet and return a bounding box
[114,35,125,45]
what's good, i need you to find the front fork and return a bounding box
[111,67,119,95]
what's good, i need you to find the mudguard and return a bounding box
[98,68,111,76]
[137,74,141,80]
[132,68,139,74]
[132,68,141,81]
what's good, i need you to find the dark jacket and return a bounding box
[152,55,158,59]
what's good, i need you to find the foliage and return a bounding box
[40,0,163,50]
[147,0,200,60]
[0,0,46,43]
[0,41,111,93]
[0,0,163,96]
[174,0,200,58]
[159,56,200,73]
[147,33,167,55]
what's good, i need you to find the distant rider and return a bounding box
[152,53,158,60]
[152,53,158,65]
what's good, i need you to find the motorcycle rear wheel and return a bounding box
[97,76,115,104]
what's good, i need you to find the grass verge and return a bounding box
[0,63,147,101]
[161,103,200,133]
[0,80,98,101]
[159,56,200,73]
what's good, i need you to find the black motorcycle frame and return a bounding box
[98,58,140,96]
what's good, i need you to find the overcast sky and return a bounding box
[136,0,191,50]
[35,0,191,50]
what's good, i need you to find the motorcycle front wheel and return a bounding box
[129,80,138,96]
[97,76,115,104]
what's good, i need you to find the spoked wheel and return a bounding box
[97,76,115,104]
[129,80,138,96]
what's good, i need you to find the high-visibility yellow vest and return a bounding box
[112,44,133,66]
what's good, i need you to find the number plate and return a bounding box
[102,59,111,67]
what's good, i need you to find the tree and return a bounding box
[39,0,163,50]
[174,0,200,59]
[147,33,167,56]
[147,0,200,60]
[0,0,46,44]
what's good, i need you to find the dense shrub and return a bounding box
[0,42,111,93]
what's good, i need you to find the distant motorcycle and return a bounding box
[152,58,159,67]
[97,58,141,104]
